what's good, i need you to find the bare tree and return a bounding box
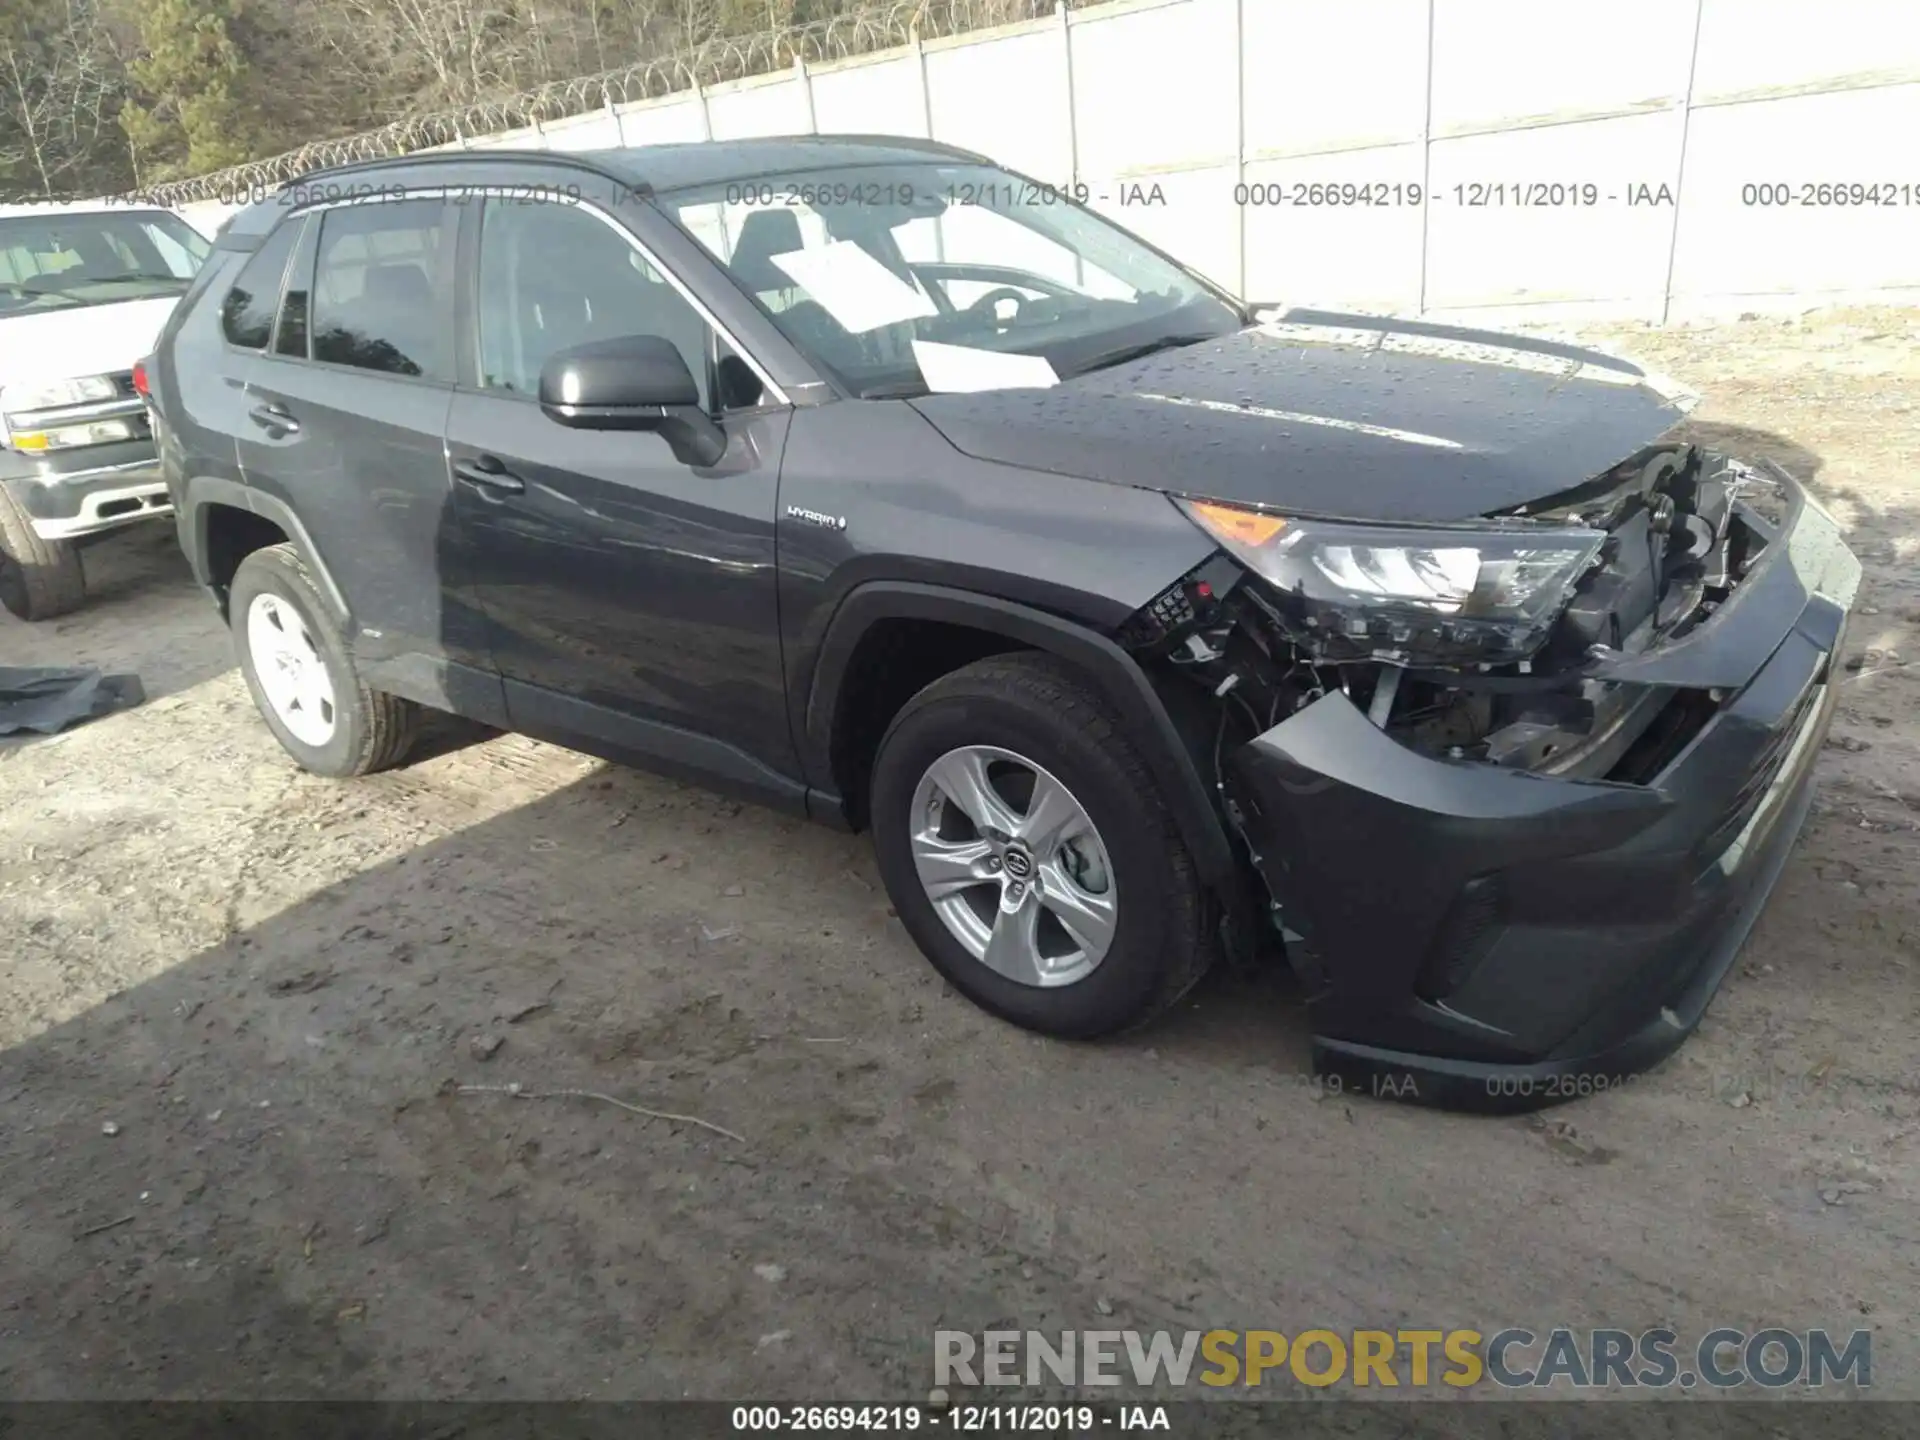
[4,0,1086,199]
[0,0,123,197]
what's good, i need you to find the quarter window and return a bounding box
[311,199,453,381]
[220,221,300,349]
[475,198,715,410]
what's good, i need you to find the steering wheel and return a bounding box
[964,286,1035,330]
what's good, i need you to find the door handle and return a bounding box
[248,402,298,434]
[453,456,525,494]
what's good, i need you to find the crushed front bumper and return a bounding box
[1228,470,1861,1112]
[1,439,170,541]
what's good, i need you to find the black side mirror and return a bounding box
[538,334,727,468]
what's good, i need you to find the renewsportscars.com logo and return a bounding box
[934,1327,1872,1391]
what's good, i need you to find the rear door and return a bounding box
[444,192,797,797]
[234,195,502,720]
[154,209,303,510]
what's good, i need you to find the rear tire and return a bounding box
[869,652,1215,1039]
[0,487,85,621]
[230,543,419,777]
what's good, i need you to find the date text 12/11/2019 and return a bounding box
[721,180,1169,208]
[729,1405,1170,1432]
[1232,180,1677,208]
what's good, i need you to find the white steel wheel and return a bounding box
[245,591,338,748]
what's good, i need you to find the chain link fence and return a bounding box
[136,0,1087,205]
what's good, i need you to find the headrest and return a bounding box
[361,263,430,310]
[728,209,807,294]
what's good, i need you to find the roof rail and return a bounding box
[285,134,993,195]
[284,148,651,196]
[768,133,991,163]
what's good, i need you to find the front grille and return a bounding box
[110,370,139,398]
[1697,669,1823,860]
[1606,689,1719,784]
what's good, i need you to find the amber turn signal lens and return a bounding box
[1188,500,1287,547]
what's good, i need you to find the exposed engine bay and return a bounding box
[1128,442,1790,799]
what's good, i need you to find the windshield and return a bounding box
[662,162,1244,397]
[0,209,211,315]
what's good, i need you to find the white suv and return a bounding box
[1,199,213,620]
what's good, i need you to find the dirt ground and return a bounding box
[2,309,1918,1414]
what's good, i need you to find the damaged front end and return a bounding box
[1125,442,1861,1110]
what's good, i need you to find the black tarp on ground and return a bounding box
[0,666,145,736]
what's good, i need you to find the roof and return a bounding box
[291,133,990,195]
[0,199,178,221]
[210,134,996,247]
[567,135,989,191]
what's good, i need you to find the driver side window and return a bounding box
[475,198,716,411]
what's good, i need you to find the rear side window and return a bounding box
[220,221,300,349]
[311,199,452,381]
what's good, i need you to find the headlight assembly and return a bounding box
[11,419,138,452]
[1179,497,1606,667]
[3,375,119,411]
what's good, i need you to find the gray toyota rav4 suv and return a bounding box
[147,136,1860,1109]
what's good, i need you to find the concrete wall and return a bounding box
[176,0,1920,322]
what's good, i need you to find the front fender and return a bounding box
[803,580,1239,896]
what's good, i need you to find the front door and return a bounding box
[444,194,798,797]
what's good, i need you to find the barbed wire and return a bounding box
[135,0,1086,206]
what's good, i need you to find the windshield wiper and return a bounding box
[82,271,191,286]
[15,272,186,302]
[1065,332,1217,378]
[857,330,1220,397]
[12,281,91,300]
[858,377,931,399]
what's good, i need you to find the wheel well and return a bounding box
[830,618,1026,829]
[202,505,289,611]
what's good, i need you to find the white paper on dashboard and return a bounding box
[767,241,938,334]
[911,340,1060,393]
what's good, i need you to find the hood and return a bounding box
[906,309,1696,524]
[0,296,181,398]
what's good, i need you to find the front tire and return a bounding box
[230,543,419,777]
[869,652,1215,1039]
[0,486,85,621]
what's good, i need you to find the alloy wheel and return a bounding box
[907,744,1119,988]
